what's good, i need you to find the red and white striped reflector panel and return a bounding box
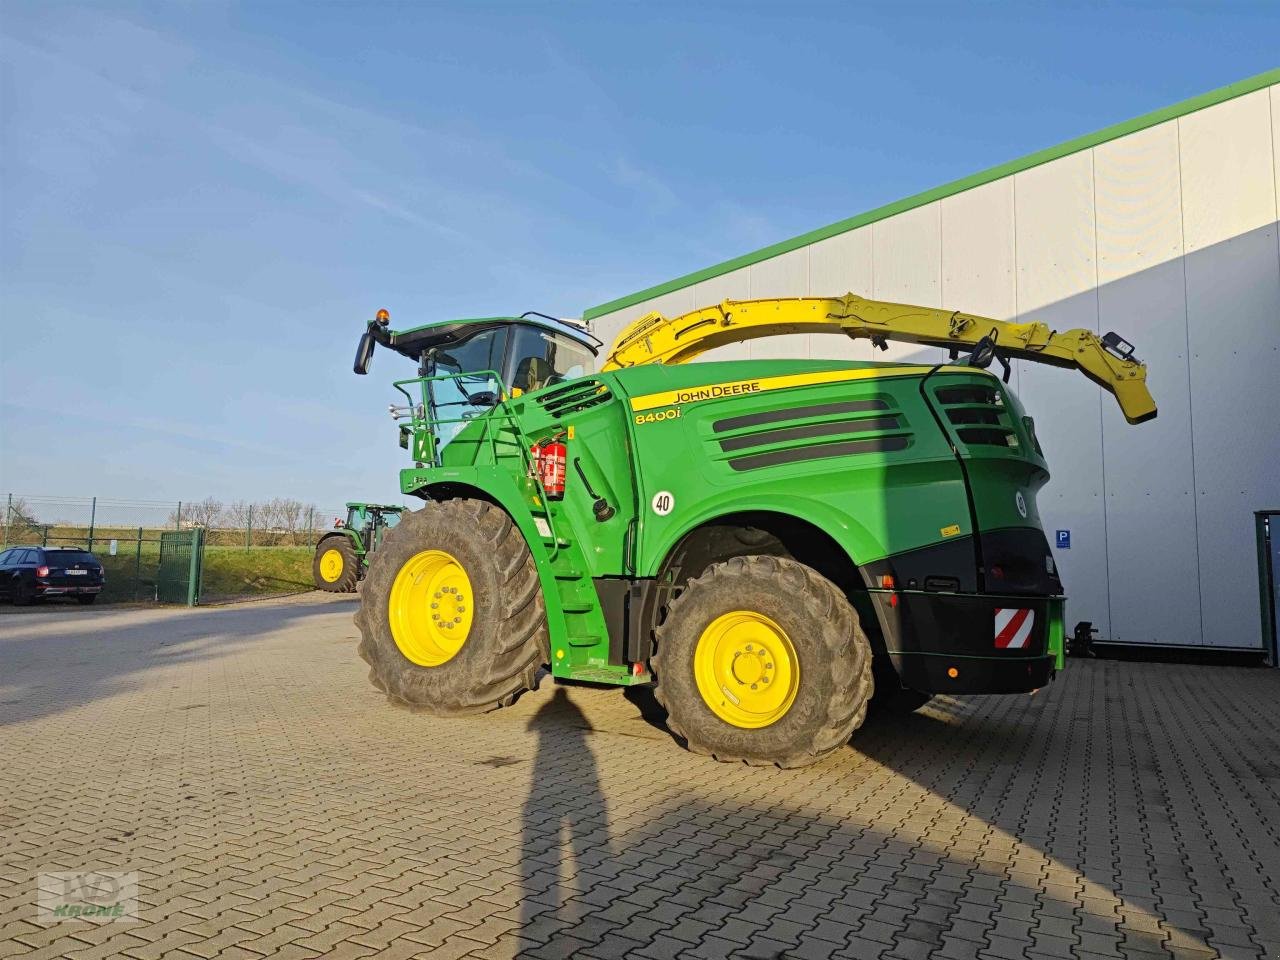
[994,608,1034,649]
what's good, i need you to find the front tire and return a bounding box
[652,555,873,767]
[355,499,548,715]
[314,536,359,593]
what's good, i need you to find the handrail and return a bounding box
[392,371,566,556]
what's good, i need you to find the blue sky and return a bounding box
[1,1,1276,510]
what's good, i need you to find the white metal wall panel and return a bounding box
[587,306,630,366]
[748,248,810,360]
[1182,229,1279,648]
[583,80,1280,651]
[941,178,1017,321]
[1273,85,1280,222]
[692,266,753,361]
[872,202,945,364]
[1094,121,1200,644]
[808,227,876,361]
[1180,93,1280,649]
[1180,91,1277,251]
[587,307,622,352]
[1094,122,1186,283]
[1013,151,1111,638]
[588,286,698,370]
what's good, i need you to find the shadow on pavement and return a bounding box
[0,596,355,727]
[604,668,1256,958]
[520,687,615,950]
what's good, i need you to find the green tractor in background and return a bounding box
[312,502,404,593]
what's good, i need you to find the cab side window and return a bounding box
[506,326,593,395]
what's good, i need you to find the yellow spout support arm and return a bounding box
[600,293,1156,424]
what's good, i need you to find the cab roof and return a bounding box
[375,314,601,361]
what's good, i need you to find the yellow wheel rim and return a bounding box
[319,548,344,582]
[693,610,799,729]
[388,550,474,667]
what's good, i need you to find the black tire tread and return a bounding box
[354,499,547,716]
[652,555,873,768]
[313,535,359,593]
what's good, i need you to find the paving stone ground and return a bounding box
[1,594,1278,960]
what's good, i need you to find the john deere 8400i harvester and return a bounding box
[347,296,1154,766]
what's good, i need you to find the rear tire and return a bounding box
[652,555,873,768]
[14,581,33,606]
[314,536,359,593]
[355,499,548,715]
[76,594,97,606]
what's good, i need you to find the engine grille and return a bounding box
[535,380,613,418]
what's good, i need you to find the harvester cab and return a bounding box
[349,294,1155,768]
[312,501,405,593]
[355,309,601,463]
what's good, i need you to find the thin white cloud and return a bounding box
[611,156,679,211]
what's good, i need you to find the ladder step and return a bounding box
[553,569,584,580]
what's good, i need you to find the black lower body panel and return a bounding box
[869,590,1063,695]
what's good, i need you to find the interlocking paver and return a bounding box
[3,595,1279,960]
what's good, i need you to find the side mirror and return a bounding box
[354,332,375,375]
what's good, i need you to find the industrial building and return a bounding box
[584,69,1280,653]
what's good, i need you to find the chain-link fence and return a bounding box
[2,494,352,604]
[1,495,347,549]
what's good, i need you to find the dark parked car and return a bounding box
[0,546,105,605]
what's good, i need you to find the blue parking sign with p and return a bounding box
[1056,530,1071,549]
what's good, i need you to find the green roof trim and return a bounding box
[584,67,1280,322]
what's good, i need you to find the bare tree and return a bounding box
[272,499,303,544]
[155,496,325,546]
[187,497,224,529]
[276,498,303,531]
[254,499,284,544]
[166,497,222,529]
[4,497,39,541]
[225,501,252,530]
